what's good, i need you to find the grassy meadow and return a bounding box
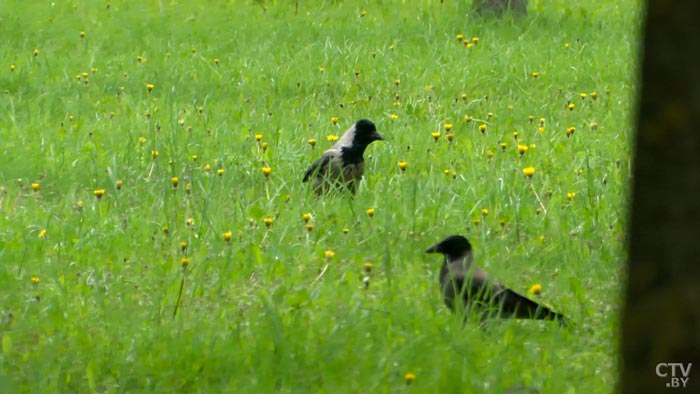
[0,1,641,392]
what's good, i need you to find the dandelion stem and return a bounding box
[173,274,185,318]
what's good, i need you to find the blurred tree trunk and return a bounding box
[621,0,700,393]
[472,0,527,16]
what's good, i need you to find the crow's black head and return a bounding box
[425,235,473,259]
[352,119,383,146]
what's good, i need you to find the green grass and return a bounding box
[0,1,640,392]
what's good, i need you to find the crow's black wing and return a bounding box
[495,287,566,322]
[303,154,332,183]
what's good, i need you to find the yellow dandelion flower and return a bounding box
[481,208,489,216]
[217,168,224,176]
[163,225,169,234]
[180,241,188,252]
[116,180,123,190]
[567,102,575,111]
[487,112,494,119]
[204,163,211,171]
[517,144,528,156]
[538,235,546,242]
[566,127,576,137]
[151,150,159,159]
[223,231,232,242]
[528,115,534,124]
[390,114,399,120]
[93,189,106,199]
[33,49,40,57]
[325,250,335,259]
[186,217,194,226]
[214,58,220,65]
[262,167,272,178]
[261,142,269,152]
[580,92,587,100]
[360,9,367,17]
[146,83,154,93]
[472,37,479,45]
[565,42,570,49]
[31,276,40,284]
[263,217,273,228]
[538,126,545,134]
[535,207,542,215]
[456,34,464,41]
[590,122,598,130]
[500,142,507,151]
[464,115,472,123]
[523,167,536,178]
[472,218,481,226]
[255,134,263,142]
[31,182,40,192]
[327,134,339,142]
[567,192,576,200]
[398,161,408,172]
[513,131,519,140]
[590,91,598,100]
[319,66,325,73]
[38,229,47,238]
[443,169,451,176]
[371,51,377,58]
[478,124,487,134]
[486,150,494,159]
[363,262,373,272]
[405,373,416,385]
[366,208,375,217]
[531,72,540,79]
[171,177,179,188]
[529,284,542,295]
[138,136,146,144]
[331,116,339,124]
[431,132,441,141]
[444,123,453,132]
[446,133,454,142]
[181,257,189,268]
[460,93,468,100]
[302,213,312,223]
[308,138,317,148]
[342,228,350,235]
[305,223,315,232]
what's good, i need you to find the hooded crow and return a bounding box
[303,119,383,195]
[426,235,566,323]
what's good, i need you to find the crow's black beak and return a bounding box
[373,132,384,141]
[425,244,440,254]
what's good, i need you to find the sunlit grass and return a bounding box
[0,0,640,392]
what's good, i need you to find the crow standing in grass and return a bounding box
[426,235,567,324]
[303,119,383,195]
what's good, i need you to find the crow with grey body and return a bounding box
[303,119,383,195]
[426,235,566,324]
